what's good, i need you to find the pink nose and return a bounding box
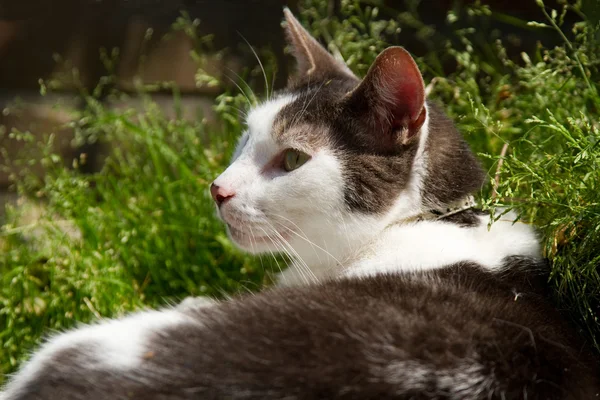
[210,183,235,206]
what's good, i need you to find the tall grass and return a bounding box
[0,86,268,376]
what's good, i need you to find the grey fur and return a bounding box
[4,258,600,400]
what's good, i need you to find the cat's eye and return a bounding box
[283,149,311,172]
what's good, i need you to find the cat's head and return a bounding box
[210,9,484,265]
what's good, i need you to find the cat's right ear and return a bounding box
[283,8,355,82]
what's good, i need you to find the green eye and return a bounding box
[283,149,311,172]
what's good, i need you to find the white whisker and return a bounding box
[225,74,254,107]
[238,33,270,101]
[257,226,293,285]
[264,220,318,284]
[269,214,343,268]
[290,80,326,127]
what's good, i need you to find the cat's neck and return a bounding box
[277,211,541,286]
[344,211,540,278]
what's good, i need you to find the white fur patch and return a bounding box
[213,94,296,208]
[216,94,297,185]
[344,211,540,278]
[246,94,297,149]
[0,310,197,399]
[379,360,493,399]
[177,296,217,313]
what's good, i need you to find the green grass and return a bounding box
[1,0,599,381]
[0,91,270,377]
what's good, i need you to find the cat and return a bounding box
[1,8,599,400]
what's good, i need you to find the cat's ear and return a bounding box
[283,8,355,82]
[348,47,426,144]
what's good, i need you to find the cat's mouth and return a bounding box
[227,224,269,243]
[226,223,290,250]
[219,209,292,251]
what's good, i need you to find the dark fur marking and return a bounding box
[273,79,419,214]
[437,208,487,227]
[421,103,486,208]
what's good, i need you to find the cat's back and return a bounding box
[13,258,598,400]
[184,260,598,400]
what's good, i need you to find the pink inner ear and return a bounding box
[372,47,425,128]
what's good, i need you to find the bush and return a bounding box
[1,0,598,379]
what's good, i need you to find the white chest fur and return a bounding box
[344,212,540,278]
[277,211,540,286]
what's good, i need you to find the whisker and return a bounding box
[247,226,268,277]
[270,214,343,267]
[269,215,322,263]
[290,80,326,128]
[247,224,259,259]
[233,107,249,120]
[270,64,277,99]
[226,68,258,106]
[225,74,254,108]
[238,32,270,101]
[264,229,306,285]
[264,220,318,284]
[257,226,291,285]
[266,228,309,285]
[339,212,353,250]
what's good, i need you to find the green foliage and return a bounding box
[1,0,599,381]
[448,4,600,350]
[0,90,266,377]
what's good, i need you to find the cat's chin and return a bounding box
[226,224,289,254]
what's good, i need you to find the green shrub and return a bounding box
[1,0,598,380]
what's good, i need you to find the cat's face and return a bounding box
[212,91,350,254]
[210,10,429,261]
[210,10,482,264]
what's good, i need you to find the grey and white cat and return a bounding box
[1,9,599,400]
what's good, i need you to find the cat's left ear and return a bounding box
[348,47,426,145]
[283,8,355,82]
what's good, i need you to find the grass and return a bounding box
[0,89,270,376]
[1,0,599,380]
